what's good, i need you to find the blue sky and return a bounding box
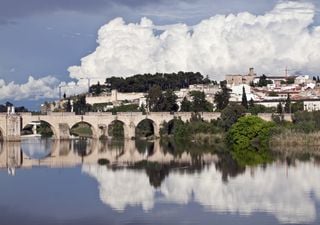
[0,0,319,109]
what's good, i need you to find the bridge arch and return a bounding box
[135,118,159,139]
[108,119,129,139]
[22,120,58,139]
[161,119,176,136]
[70,121,98,139]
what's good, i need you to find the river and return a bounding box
[0,138,319,225]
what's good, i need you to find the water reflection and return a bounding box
[0,139,217,171]
[83,161,320,224]
[0,139,320,224]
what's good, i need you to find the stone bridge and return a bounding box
[0,112,293,141]
[0,112,221,141]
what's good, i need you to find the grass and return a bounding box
[270,130,320,155]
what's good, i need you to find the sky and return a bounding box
[0,0,319,109]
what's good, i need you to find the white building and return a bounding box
[86,90,146,106]
[230,84,255,101]
[303,100,320,112]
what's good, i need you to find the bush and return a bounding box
[218,103,246,131]
[227,115,275,166]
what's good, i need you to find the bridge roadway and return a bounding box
[0,112,293,141]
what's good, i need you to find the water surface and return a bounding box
[0,138,319,225]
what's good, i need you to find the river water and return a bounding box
[0,138,320,225]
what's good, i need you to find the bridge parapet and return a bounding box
[85,112,113,116]
[47,112,76,116]
[117,112,143,116]
[18,112,32,116]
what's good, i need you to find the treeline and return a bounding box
[0,102,28,113]
[103,72,215,93]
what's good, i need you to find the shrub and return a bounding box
[227,115,275,166]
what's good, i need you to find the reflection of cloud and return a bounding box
[83,161,320,224]
[83,166,155,211]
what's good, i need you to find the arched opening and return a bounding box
[107,120,126,151]
[21,121,56,138]
[160,119,176,136]
[108,120,125,139]
[70,122,95,139]
[135,119,156,139]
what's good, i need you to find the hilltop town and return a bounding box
[41,68,320,114]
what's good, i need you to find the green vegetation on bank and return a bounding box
[227,116,275,166]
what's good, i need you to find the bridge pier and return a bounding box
[126,122,136,139]
[0,115,21,142]
[58,123,71,140]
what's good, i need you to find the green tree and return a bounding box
[286,77,295,84]
[284,94,291,113]
[190,91,213,112]
[241,86,248,109]
[227,116,275,166]
[277,102,283,114]
[95,81,102,95]
[180,97,192,112]
[258,74,273,87]
[64,99,72,112]
[214,85,230,111]
[291,101,303,113]
[73,95,91,115]
[249,98,254,108]
[218,103,246,131]
[147,85,164,112]
[163,89,179,112]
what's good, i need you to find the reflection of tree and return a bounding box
[146,164,169,188]
[73,139,91,157]
[215,153,246,183]
[135,140,154,156]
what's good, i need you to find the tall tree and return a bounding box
[147,85,164,112]
[214,84,230,111]
[241,86,248,109]
[258,74,273,87]
[277,102,283,114]
[180,97,192,112]
[249,98,254,108]
[190,91,213,112]
[65,99,72,112]
[284,94,291,113]
[163,89,179,112]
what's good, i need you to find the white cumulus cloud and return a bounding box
[69,1,320,80]
[0,76,60,101]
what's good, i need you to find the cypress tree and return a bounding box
[241,86,248,109]
[284,94,291,113]
[277,102,283,114]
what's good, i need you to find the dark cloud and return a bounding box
[0,0,318,26]
[0,0,166,24]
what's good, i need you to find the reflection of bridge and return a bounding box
[0,140,218,170]
[0,112,293,141]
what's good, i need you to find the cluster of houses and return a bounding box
[41,68,320,113]
[226,68,320,111]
